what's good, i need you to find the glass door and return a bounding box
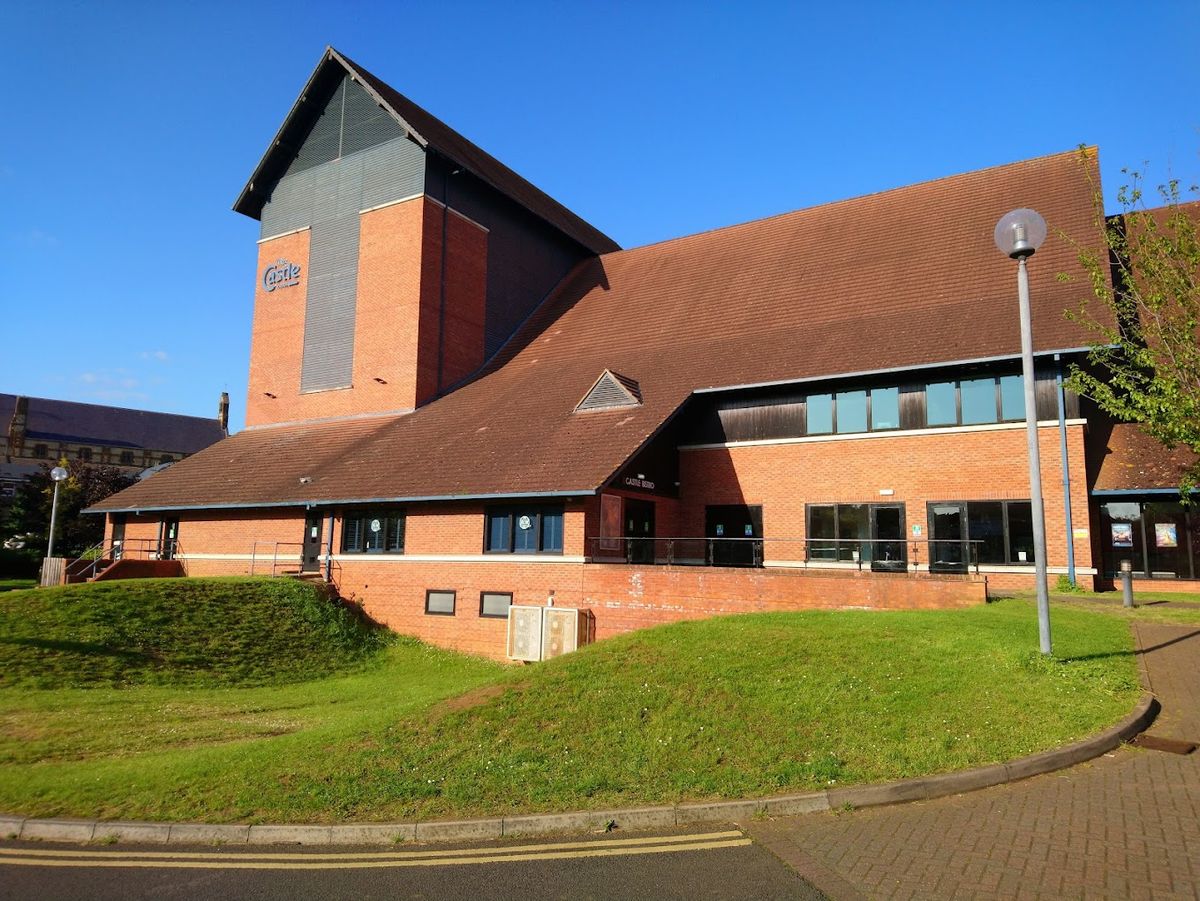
[159,518,179,561]
[870,505,906,572]
[302,514,323,573]
[929,503,966,573]
[624,500,656,564]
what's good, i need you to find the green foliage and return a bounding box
[1,460,137,559]
[1054,574,1085,594]
[1062,150,1200,500]
[0,602,1140,824]
[0,577,393,688]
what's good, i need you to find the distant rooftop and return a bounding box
[2,394,226,452]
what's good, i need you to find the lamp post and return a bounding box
[994,208,1052,656]
[46,466,70,559]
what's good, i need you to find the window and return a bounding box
[807,386,901,436]
[425,589,456,616]
[484,505,564,554]
[871,386,900,430]
[925,375,1027,427]
[342,509,406,553]
[119,450,135,465]
[835,390,867,433]
[78,447,92,461]
[480,591,512,618]
[32,444,48,459]
[807,393,833,435]
[806,502,904,565]
[159,455,174,465]
[928,500,1034,567]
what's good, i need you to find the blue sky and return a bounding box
[2,1,1197,433]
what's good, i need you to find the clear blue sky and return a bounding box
[2,1,1197,433]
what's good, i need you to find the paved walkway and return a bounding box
[748,623,1200,900]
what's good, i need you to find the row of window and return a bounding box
[26,444,174,466]
[803,374,1027,436]
[340,505,565,555]
[425,589,512,618]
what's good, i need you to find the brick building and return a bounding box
[90,48,1199,660]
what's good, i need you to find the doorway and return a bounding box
[870,505,907,572]
[624,499,656,564]
[705,504,763,567]
[110,515,126,560]
[159,518,179,560]
[929,502,967,573]
[302,514,323,573]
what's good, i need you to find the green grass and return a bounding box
[0,577,395,688]
[999,587,1200,626]
[0,590,1142,824]
[0,579,36,593]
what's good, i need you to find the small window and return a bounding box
[485,505,564,554]
[78,447,93,461]
[33,444,48,459]
[871,387,900,430]
[480,591,512,618]
[425,589,456,616]
[119,450,135,465]
[926,382,957,426]
[159,455,174,465]
[806,393,833,434]
[835,390,868,434]
[999,375,1025,421]
[342,509,405,554]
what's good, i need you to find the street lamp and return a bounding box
[994,208,1052,656]
[46,466,69,559]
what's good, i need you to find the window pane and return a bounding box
[541,510,563,552]
[960,378,997,424]
[1006,502,1034,564]
[871,387,900,430]
[807,505,836,561]
[999,375,1025,421]
[364,513,385,552]
[386,515,405,553]
[836,503,869,562]
[486,512,510,552]
[1145,502,1189,578]
[426,590,455,615]
[480,592,511,618]
[513,510,538,552]
[343,517,363,553]
[926,382,957,426]
[967,501,1005,564]
[807,393,833,435]
[836,390,868,434]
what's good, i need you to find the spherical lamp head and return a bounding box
[50,466,69,482]
[994,208,1047,259]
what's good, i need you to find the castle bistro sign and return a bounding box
[262,259,302,292]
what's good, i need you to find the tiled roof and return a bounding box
[234,48,619,256]
[94,148,1107,513]
[1091,422,1198,493]
[1,394,225,453]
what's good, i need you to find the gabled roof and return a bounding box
[1,394,225,453]
[95,148,1108,513]
[234,47,619,256]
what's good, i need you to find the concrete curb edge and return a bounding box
[1,691,1158,847]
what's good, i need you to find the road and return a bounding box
[0,827,827,900]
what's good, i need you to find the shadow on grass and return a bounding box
[0,636,158,661]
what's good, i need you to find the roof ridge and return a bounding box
[605,146,1099,260]
[1,393,218,423]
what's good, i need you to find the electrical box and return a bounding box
[507,606,544,662]
[507,605,592,661]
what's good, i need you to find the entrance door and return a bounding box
[159,518,179,561]
[624,500,656,564]
[302,514,323,573]
[929,503,967,573]
[870,505,906,572]
[705,505,764,567]
[110,515,126,560]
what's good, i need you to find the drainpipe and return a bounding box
[1054,353,1076,586]
[324,512,335,583]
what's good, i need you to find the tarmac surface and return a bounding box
[746,622,1200,900]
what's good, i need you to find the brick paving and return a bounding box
[748,623,1200,900]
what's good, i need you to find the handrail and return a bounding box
[249,541,305,578]
[63,537,168,582]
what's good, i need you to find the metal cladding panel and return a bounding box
[286,78,345,177]
[261,168,315,238]
[359,137,425,210]
[341,77,407,157]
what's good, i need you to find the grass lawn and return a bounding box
[0,579,36,593]
[997,587,1200,626]
[0,580,1143,825]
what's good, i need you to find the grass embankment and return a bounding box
[0,579,35,593]
[0,580,1142,824]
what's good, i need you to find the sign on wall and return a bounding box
[262,259,302,292]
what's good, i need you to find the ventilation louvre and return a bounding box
[575,370,642,413]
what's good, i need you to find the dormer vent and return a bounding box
[575,370,642,413]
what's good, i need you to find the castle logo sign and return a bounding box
[262,259,302,292]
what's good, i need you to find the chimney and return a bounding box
[8,396,28,457]
[218,392,229,433]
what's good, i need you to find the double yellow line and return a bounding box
[0,830,749,870]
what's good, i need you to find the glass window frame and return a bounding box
[483,504,565,555]
[806,386,902,436]
[341,508,406,555]
[926,499,1033,566]
[924,374,1027,428]
[425,589,456,616]
[479,590,513,619]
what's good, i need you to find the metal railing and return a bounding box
[248,541,305,578]
[586,536,986,573]
[63,537,173,583]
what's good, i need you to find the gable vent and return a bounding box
[575,370,643,413]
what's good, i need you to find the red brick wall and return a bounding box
[679,423,1094,580]
[422,203,487,393]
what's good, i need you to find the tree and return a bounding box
[1064,157,1200,501]
[1,460,137,559]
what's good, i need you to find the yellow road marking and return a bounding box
[0,829,743,862]
[0,838,752,869]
